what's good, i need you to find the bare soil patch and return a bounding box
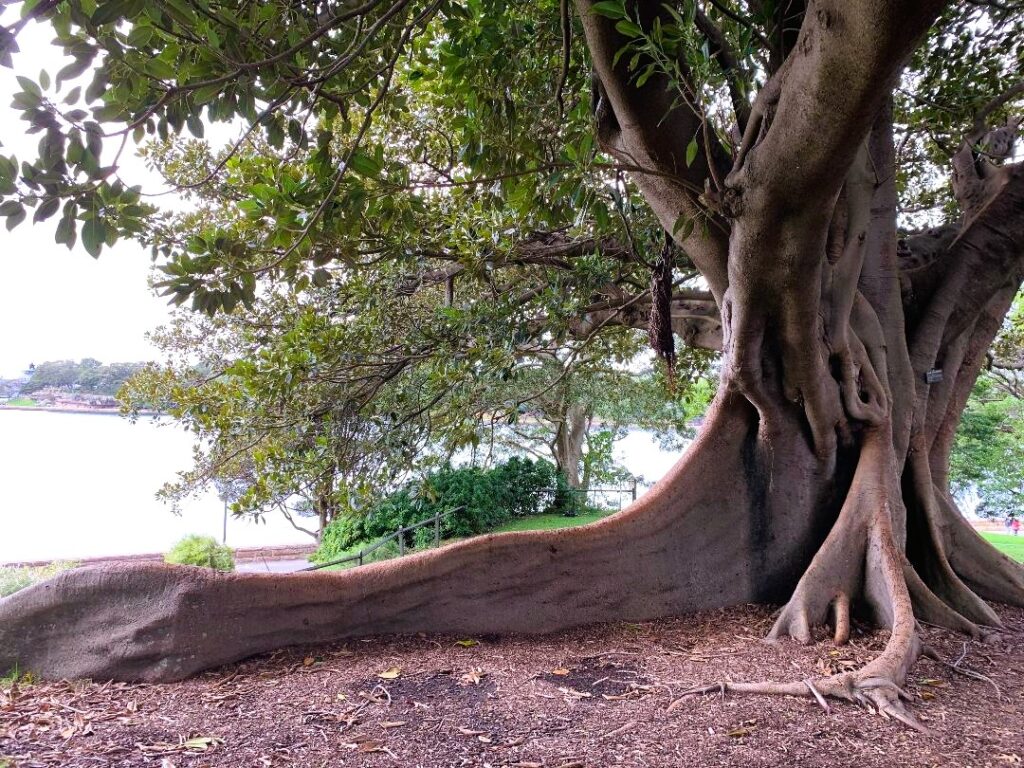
[2,604,1022,767]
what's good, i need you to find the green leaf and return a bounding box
[347,152,383,179]
[33,197,59,223]
[590,1,627,19]
[5,206,25,230]
[685,136,699,167]
[672,214,694,240]
[57,55,95,86]
[311,268,330,287]
[191,83,222,105]
[143,58,176,80]
[92,1,126,26]
[636,64,655,87]
[0,200,23,217]
[186,114,205,138]
[15,76,40,97]
[614,20,643,38]
[82,217,105,257]
[55,209,76,248]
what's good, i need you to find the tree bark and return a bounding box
[551,402,590,488]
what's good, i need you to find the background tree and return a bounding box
[949,297,1024,519]
[1,0,1023,730]
[17,358,146,396]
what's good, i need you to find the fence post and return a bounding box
[397,527,405,556]
[631,479,637,502]
[434,513,440,547]
[358,552,363,567]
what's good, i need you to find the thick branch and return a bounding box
[576,0,731,299]
[734,0,945,213]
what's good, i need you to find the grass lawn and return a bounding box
[491,510,613,532]
[982,532,1024,562]
[3,396,37,407]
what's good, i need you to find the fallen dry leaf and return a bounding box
[377,667,402,680]
[455,639,479,647]
[458,727,487,736]
[182,736,224,750]
[380,721,406,729]
[551,667,571,676]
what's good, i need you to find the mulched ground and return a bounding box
[2,604,1022,767]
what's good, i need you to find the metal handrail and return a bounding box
[301,506,463,572]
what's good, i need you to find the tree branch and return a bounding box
[575,0,731,300]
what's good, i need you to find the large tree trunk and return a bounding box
[551,402,590,488]
[3,3,1024,726]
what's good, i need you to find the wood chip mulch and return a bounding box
[2,604,1022,767]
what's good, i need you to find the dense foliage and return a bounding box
[164,534,234,571]
[313,457,576,562]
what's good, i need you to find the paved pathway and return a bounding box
[236,558,311,573]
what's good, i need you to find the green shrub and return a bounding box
[548,472,583,517]
[0,561,78,598]
[165,535,234,571]
[314,457,570,562]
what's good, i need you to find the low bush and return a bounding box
[313,457,571,562]
[165,535,234,571]
[0,561,78,598]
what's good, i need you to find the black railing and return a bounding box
[557,480,639,511]
[301,507,459,572]
[302,480,641,573]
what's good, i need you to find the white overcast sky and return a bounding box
[0,17,225,378]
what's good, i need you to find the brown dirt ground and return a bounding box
[2,604,1022,767]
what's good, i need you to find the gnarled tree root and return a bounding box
[667,428,1010,732]
[0,400,838,683]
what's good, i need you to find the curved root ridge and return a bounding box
[670,672,931,734]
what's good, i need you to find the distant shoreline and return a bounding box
[0,404,160,416]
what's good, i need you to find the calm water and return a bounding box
[0,410,684,564]
[0,410,311,563]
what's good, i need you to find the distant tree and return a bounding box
[20,359,145,396]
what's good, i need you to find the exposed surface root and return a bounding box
[676,427,998,733]
[673,673,930,733]
[922,643,1002,698]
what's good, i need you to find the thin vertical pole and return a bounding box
[435,513,440,547]
[397,528,405,556]
[222,499,228,544]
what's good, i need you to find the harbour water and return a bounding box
[0,409,685,564]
